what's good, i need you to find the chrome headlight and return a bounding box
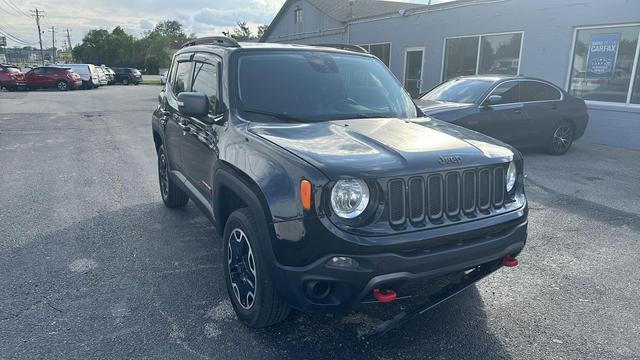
[330,179,370,219]
[506,161,517,192]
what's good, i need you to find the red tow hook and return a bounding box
[502,255,519,267]
[373,288,397,303]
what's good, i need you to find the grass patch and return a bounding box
[140,79,162,85]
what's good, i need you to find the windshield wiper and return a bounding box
[242,109,306,123]
[334,113,397,120]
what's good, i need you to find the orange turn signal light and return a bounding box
[301,180,312,210]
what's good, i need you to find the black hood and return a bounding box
[249,117,515,179]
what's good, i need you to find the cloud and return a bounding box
[139,19,154,30]
[1,0,284,47]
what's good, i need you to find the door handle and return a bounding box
[177,122,191,132]
[513,108,522,114]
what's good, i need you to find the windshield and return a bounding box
[6,67,21,74]
[235,51,417,122]
[421,78,495,103]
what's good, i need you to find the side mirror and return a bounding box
[484,94,502,105]
[177,92,208,117]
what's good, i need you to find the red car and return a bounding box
[25,66,83,91]
[0,64,26,91]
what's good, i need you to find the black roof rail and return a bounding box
[182,36,240,48]
[314,44,368,54]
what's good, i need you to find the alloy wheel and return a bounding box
[552,125,573,153]
[227,228,257,310]
[58,82,67,91]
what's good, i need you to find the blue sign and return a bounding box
[586,33,620,78]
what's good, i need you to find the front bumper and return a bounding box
[271,217,527,312]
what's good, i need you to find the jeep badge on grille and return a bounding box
[438,155,463,165]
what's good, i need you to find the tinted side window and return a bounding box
[171,61,192,95]
[45,68,59,75]
[520,81,562,102]
[191,62,219,115]
[489,81,521,104]
[31,68,44,75]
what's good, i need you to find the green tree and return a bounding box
[72,20,190,74]
[257,25,269,39]
[222,22,268,42]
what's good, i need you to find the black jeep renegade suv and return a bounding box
[152,37,528,329]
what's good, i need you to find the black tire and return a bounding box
[56,80,69,91]
[7,85,17,92]
[122,78,129,85]
[546,120,574,155]
[134,82,139,86]
[223,208,290,328]
[157,145,189,208]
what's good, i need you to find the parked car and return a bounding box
[101,66,116,84]
[160,70,167,85]
[56,64,100,89]
[24,66,82,91]
[95,67,108,86]
[414,75,589,155]
[0,64,26,91]
[114,67,142,85]
[152,38,528,329]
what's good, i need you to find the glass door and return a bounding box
[404,48,424,98]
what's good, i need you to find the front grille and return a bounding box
[387,165,508,227]
[388,179,406,226]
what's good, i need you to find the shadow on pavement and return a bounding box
[0,203,512,359]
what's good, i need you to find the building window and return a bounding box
[443,32,522,81]
[294,7,303,24]
[359,43,391,67]
[568,24,640,104]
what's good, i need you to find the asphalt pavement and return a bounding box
[1,86,639,359]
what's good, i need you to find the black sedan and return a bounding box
[414,75,589,155]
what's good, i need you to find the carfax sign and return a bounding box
[586,33,620,78]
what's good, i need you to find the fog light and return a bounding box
[326,256,358,268]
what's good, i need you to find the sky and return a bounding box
[0,0,448,48]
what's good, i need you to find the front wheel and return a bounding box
[546,121,574,155]
[223,208,290,328]
[157,145,189,208]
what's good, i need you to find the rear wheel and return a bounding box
[223,208,290,328]
[56,80,69,91]
[157,145,189,208]
[546,121,574,155]
[122,78,129,85]
[6,85,17,92]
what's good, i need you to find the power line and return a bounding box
[2,0,30,18]
[0,26,32,45]
[0,0,30,18]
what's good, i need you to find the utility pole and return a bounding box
[30,8,45,65]
[49,26,56,63]
[65,28,72,51]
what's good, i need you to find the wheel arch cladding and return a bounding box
[213,162,276,240]
[152,130,162,152]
